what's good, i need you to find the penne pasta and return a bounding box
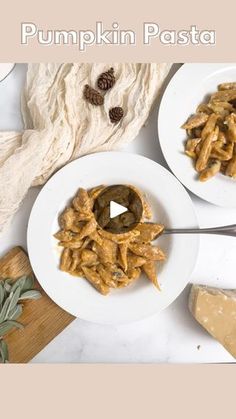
[182,83,236,181]
[55,184,166,295]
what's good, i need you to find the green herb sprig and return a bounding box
[0,276,42,363]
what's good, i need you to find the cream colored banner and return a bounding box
[0,364,235,418]
[0,0,235,61]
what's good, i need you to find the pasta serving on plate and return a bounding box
[54,185,166,295]
[182,82,236,181]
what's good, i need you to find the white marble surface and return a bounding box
[0,64,236,363]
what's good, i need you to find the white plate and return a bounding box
[158,63,236,207]
[0,63,15,82]
[27,152,199,324]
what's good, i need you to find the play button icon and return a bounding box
[110,201,128,219]
[93,185,143,234]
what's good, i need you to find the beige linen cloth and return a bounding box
[0,63,171,234]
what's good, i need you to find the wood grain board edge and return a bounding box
[0,246,75,363]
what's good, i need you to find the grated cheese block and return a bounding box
[189,284,236,358]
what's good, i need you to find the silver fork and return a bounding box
[164,224,236,237]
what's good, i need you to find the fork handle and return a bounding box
[164,224,236,237]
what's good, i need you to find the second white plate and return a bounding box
[158,63,236,207]
[0,63,15,82]
[27,152,199,324]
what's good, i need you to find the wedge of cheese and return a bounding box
[189,284,236,358]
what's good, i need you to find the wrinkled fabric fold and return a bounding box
[0,63,171,234]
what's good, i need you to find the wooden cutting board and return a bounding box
[0,246,75,363]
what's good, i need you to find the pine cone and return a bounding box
[97,68,115,91]
[109,107,124,123]
[84,85,104,106]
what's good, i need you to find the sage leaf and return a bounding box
[21,276,35,292]
[8,304,23,320]
[4,281,12,294]
[0,322,13,336]
[19,290,42,301]
[0,320,24,336]
[0,277,41,362]
[3,279,12,285]
[0,283,4,305]
[0,339,9,363]
[0,296,11,323]
[7,320,24,330]
[10,276,35,294]
[5,286,21,318]
[10,277,26,294]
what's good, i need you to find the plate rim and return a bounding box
[27,151,199,324]
[158,63,236,208]
[0,63,15,82]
